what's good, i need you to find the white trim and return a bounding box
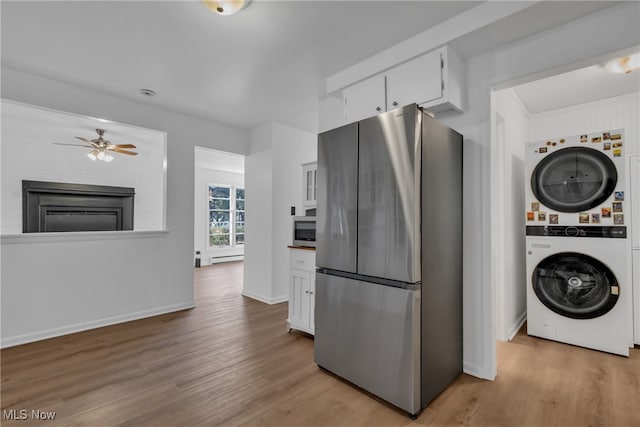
[463,361,488,380]
[0,301,195,348]
[241,289,288,305]
[1,230,169,245]
[494,108,507,342]
[507,311,527,342]
[530,91,640,120]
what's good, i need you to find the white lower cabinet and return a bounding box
[287,248,316,335]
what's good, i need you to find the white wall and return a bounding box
[493,88,529,341]
[1,67,249,347]
[435,2,640,379]
[243,122,317,304]
[194,165,244,266]
[1,100,166,233]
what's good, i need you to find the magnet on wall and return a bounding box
[615,191,624,201]
[602,207,612,218]
[613,149,622,157]
[591,213,600,224]
[612,142,623,148]
[549,214,558,224]
[591,137,602,143]
[603,132,610,140]
[611,133,622,140]
[612,202,623,212]
[580,135,588,142]
[603,143,611,151]
[539,147,548,154]
[538,212,546,221]
[559,138,565,144]
[579,213,590,224]
[527,212,535,221]
[614,214,624,225]
[531,202,540,211]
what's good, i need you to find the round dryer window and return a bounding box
[532,252,619,319]
[531,147,617,212]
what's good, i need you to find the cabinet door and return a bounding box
[303,163,317,207]
[386,49,442,110]
[290,270,310,329]
[343,74,386,123]
[308,273,316,333]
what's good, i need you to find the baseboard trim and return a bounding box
[0,301,195,349]
[241,289,288,305]
[507,311,527,341]
[463,360,494,380]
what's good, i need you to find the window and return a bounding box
[209,185,245,247]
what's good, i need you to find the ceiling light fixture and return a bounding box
[203,0,250,16]
[604,53,640,74]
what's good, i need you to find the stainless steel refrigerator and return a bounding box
[314,104,462,417]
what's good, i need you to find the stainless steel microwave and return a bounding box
[292,216,316,247]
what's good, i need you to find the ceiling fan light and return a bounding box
[203,0,250,16]
[87,151,98,161]
[97,151,107,161]
[604,53,640,74]
[104,153,114,162]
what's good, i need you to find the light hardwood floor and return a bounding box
[2,261,639,426]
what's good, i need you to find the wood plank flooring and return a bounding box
[2,261,639,426]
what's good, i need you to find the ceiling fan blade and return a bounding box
[112,144,137,149]
[111,148,138,156]
[76,136,92,143]
[53,142,93,148]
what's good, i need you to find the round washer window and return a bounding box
[532,252,619,319]
[531,147,617,213]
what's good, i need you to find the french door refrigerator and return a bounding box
[314,104,463,416]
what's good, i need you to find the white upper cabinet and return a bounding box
[386,48,442,110]
[342,45,463,123]
[302,162,317,207]
[343,74,386,124]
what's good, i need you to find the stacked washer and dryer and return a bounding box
[524,129,633,356]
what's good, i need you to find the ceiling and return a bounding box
[512,63,640,114]
[0,1,629,130]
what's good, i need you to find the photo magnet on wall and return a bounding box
[612,142,623,148]
[603,132,610,140]
[527,212,535,221]
[603,143,611,151]
[549,214,558,224]
[613,149,622,157]
[539,147,548,154]
[559,138,565,144]
[611,133,622,140]
[614,214,624,225]
[531,202,540,212]
[612,202,623,212]
[591,137,602,143]
[580,135,588,142]
[615,191,624,201]
[538,212,546,221]
[579,213,590,224]
[602,207,612,218]
[591,213,600,224]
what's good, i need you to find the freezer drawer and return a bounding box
[314,272,421,414]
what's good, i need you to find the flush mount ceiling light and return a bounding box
[604,53,640,74]
[203,0,250,16]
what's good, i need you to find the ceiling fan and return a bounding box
[54,129,138,162]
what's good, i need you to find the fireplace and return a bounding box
[23,180,134,233]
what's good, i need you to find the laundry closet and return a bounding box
[493,64,640,356]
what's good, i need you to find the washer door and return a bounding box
[532,252,619,319]
[531,147,617,212]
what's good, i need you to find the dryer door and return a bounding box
[532,252,619,319]
[531,147,617,212]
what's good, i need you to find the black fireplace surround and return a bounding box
[22,180,134,233]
